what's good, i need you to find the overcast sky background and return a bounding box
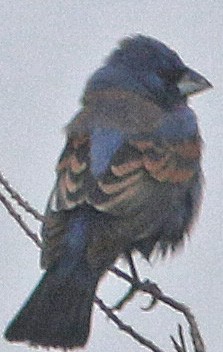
[0,1,222,351]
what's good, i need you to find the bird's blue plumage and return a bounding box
[5,34,211,350]
[59,215,88,270]
[86,35,190,108]
[90,128,124,177]
[152,106,199,142]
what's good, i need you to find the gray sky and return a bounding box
[0,1,222,351]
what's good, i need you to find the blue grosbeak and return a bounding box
[5,35,212,349]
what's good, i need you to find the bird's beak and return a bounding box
[177,68,213,96]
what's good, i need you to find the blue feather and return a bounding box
[90,128,124,177]
[154,106,198,141]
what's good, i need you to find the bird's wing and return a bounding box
[129,136,201,183]
[40,126,90,268]
[41,96,201,268]
[49,134,90,212]
[46,124,201,217]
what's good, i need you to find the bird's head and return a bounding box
[87,35,212,109]
[109,35,212,106]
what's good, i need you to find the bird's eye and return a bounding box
[158,68,185,83]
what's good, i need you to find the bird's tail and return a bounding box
[5,258,99,349]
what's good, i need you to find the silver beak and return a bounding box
[177,68,213,96]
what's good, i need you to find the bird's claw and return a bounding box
[141,296,158,311]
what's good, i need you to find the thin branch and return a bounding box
[0,192,42,249]
[94,296,165,352]
[0,171,45,222]
[178,325,187,352]
[171,336,184,352]
[154,292,205,352]
[171,325,188,352]
[110,265,135,283]
[110,266,206,352]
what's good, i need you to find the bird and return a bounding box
[5,35,212,350]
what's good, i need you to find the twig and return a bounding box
[171,336,184,352]
[0,171,45,222]
[94,296,165,352]
[110,265,135,283]
[110,266,206,352]
[178,325,187,352]
[171,325,188,352]
[155,292,205,352]
[0,192,42,249]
